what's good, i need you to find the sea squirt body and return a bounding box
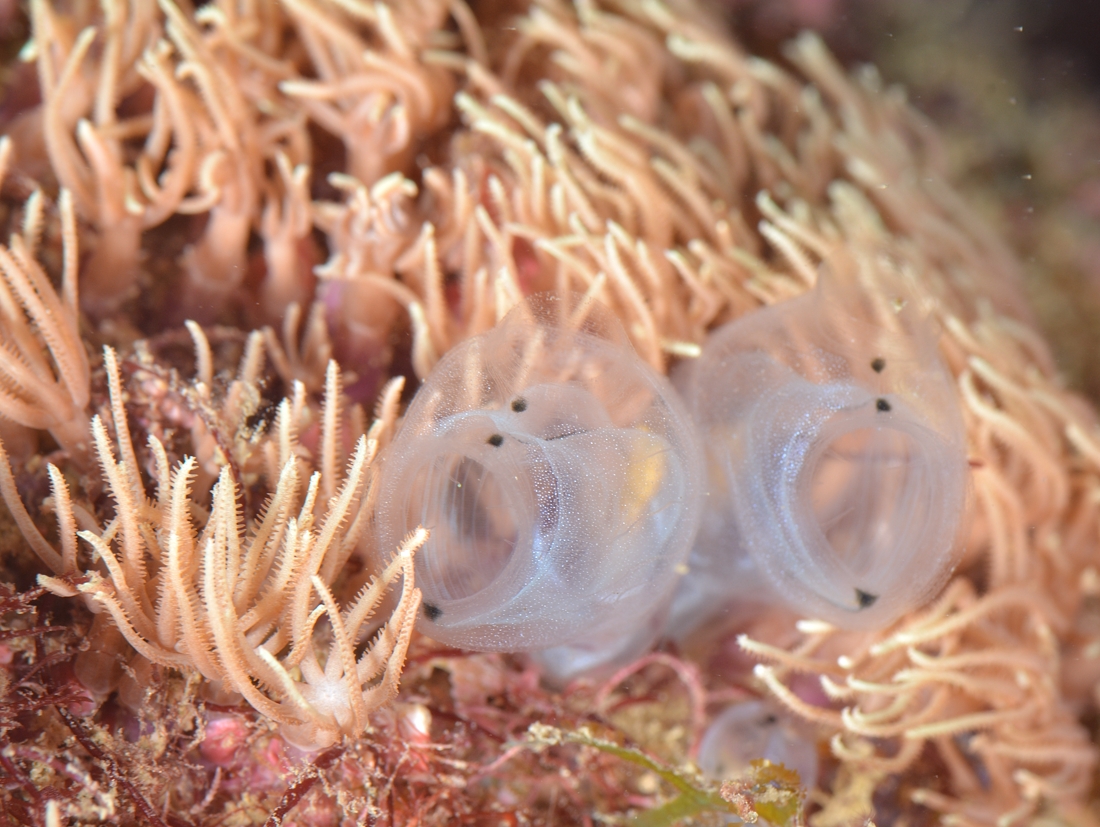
[373,293,703,678]
[697,701,819,789]
[675,264,968,630]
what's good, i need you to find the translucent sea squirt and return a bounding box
[373,293,703,678]
[697,700,819,790]
[675,264,968,630]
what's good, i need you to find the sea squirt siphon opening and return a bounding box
[808,424,927,579]
[406,453,520,602]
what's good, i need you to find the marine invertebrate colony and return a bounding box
[3,325,426,748]
[0,179,90,465]
[0,0,1099,824]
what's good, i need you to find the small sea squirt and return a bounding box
[372,293,703,679]
[697,700,819,790]
[676,263,969,630]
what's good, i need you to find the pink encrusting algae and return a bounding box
[0,1,1099,825]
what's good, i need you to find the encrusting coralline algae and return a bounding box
[1,1,1099,824]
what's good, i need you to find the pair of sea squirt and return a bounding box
[373,270,969,680]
